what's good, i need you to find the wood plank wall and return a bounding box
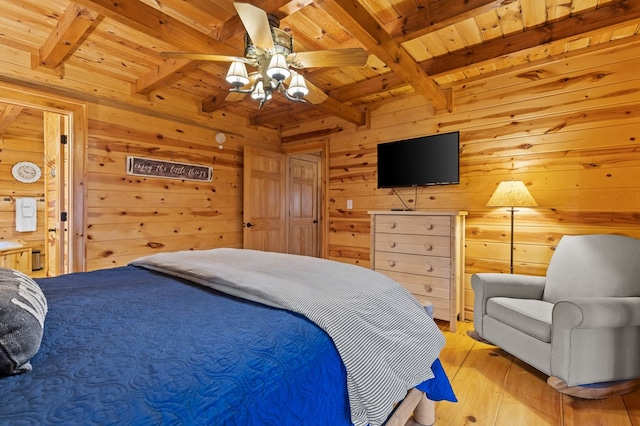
[283,39,640,318]
[85,104,280,270]
[2,35,639,318]
[1,91,280,273]
[0,108,46,260]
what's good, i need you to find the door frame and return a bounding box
[281,139,329,259]
[0,80,88,273]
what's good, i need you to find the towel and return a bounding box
[16,198,37,232]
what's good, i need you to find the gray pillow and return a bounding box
[0,267,48,375]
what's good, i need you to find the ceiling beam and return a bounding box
[328,72,406,102]
[313,96,366,126]
[328,0,640,106]
[39,2,100,69]
[135,58,205,96]
[73,0,239,55]
[248,94,366,127]
[386,0,499,43]
[281,126,343,144]
[314,0,449,110]
[0,104,24,134]
[420,0,640,78]
[74,0,240,95]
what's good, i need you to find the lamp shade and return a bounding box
[250,80,272,102]
[287,72,309,99]
[266,53,291,82]
[487,181,537,207]
[225,61,249,87]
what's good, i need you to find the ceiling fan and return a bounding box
[160,2,368,108]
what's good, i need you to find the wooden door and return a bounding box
[243,147,287,252]
[288,154,319,257]
[43,112,69,276]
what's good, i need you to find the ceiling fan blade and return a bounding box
[234,2,275,52]
[225,73,259,102]
[160,52,249,63]
[304,80,329,105]
[288,48,368,68]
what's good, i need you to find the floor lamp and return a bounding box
[486,181,537,274]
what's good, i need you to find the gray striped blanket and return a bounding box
[131,248,445,426]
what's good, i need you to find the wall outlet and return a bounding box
[346,199,353,210]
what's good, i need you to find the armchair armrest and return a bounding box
[471,273,546,337]
[553,297,640,329]
[551,297,640,385]
[471,273,546,301]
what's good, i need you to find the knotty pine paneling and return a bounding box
[286,38,640,319]
[84,103,278,270]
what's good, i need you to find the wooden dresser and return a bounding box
[369,211,467,331]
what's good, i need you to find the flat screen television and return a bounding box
[377,131,460,188]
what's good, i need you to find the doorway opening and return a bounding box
[0,81,87,275]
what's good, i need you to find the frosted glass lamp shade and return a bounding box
[251,80,271,102]
[287,73,309,99]
[266,53,291,82]
[487,181,537,207]
[225,61,249,87]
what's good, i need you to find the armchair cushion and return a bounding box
[487,298,553,342]
[544,234,640,303]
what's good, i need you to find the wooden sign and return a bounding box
[126,156,212,182]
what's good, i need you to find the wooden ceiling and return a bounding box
[0,0,639,130]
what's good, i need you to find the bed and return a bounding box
[0,248,455,426]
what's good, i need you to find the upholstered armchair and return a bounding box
[471,234,640,395]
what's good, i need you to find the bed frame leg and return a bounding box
[412,394,435,426]
[386,388,435,426]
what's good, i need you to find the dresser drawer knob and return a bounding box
[388,260,396,267]
[425,223,434,230]
[389,222,397,229]
[388,241,397,248]
[424,243,433,251]
[424,265,433,272]
[423,285,433,293]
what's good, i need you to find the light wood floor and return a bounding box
[433,320,640,425]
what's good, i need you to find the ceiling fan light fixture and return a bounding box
[161,3,369,109]
[287,73,309,99]
[251,79,271,102]
[225,61,250,87]
[266,53,290,82]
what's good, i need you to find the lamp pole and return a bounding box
[509,207,515,274]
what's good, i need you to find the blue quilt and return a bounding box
[0,266,454,425]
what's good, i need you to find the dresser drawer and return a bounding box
[412,294,451,322]
[375,215,451,236]
[378,270,450,300]
[374,233,451,257]
[374,251,450,279]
